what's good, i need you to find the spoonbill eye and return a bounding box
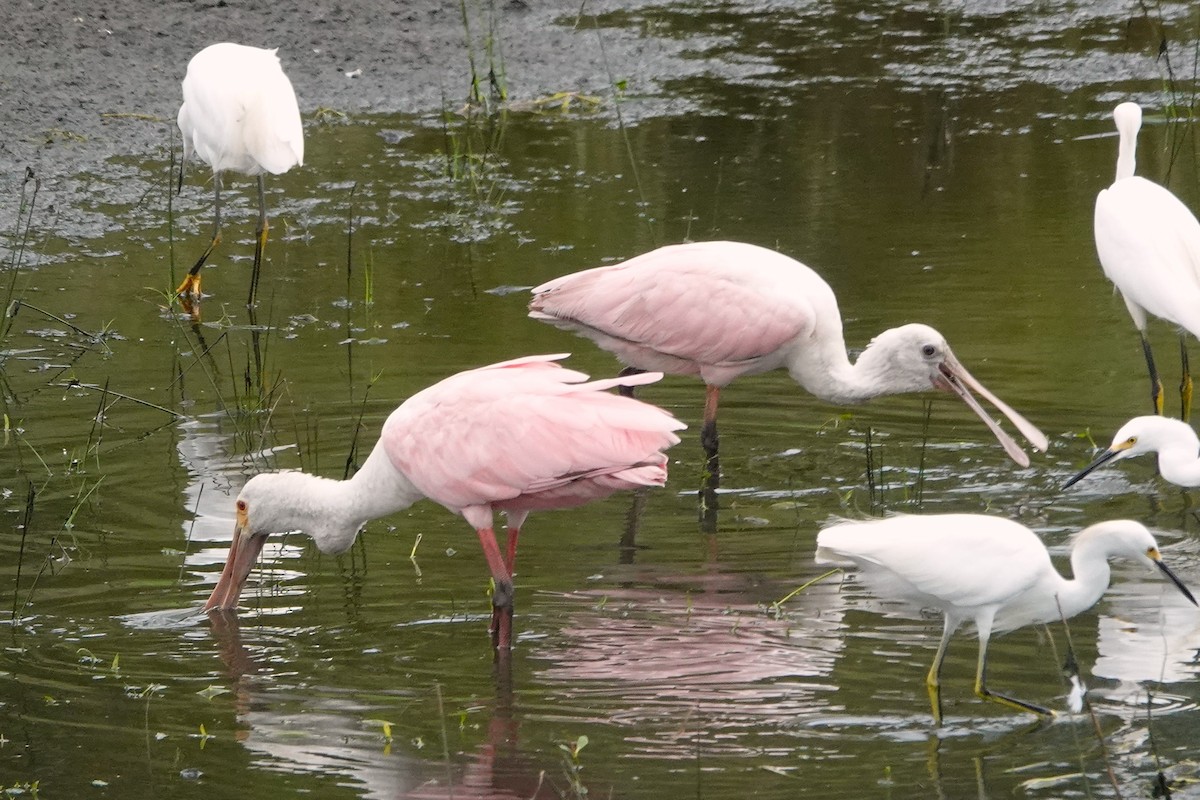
[921,344,937,357]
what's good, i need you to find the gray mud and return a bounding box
[0,0,691,239]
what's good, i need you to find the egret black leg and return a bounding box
[1141,332,1164,415]
[177,175,224,304]
[1180,335,1192,422]
[973,633,1053,719]
[247,174,268,308]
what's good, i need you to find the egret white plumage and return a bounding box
[1094,102,1200,419]
[1064,415,1200,489]
[816,514,1196,726]
[176,42,304,310]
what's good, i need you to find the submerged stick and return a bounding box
[1055,598,1122,799]
[55,380,184,419]
[11,483,35,624]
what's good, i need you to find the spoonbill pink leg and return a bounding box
[476,527,515,650]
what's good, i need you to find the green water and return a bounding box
[4,3,1200,798]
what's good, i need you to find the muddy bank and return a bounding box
[0,0,688,241]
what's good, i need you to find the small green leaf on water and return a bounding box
[364,719,394,741]
[196,685,230,700]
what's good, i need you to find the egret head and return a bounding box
[1063,416,1199,488]
[1074,520,1197,606]
[1113,102,1142,138]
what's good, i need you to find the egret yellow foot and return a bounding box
[974,683,1054,719]
[175,272,202,301]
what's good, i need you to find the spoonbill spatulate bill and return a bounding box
[203,354,686,651]
[176,42,304,310]
[529,241,1047,469]
[816,514,1196,726]
[1094,102,1200,420]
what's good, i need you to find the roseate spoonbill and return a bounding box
[1094,101,1200,419]
[203,354,685,650]
[816,514,1196,726]
[1064,415,1200,489]
[529,241,1047,468]
[176,42,304,309]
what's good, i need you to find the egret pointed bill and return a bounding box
[1150,549,1198,605]
[1061,441,1131,489]
[932,354,1049,468]
[203,504,267,612]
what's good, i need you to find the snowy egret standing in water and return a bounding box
[203,355,685,651]
[1094,102,1200,419]
[816,514,1196,726]
[1064,415,1200,489]
[176,42,304,309]
[529,241,1048,470]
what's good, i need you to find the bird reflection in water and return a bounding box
[206,612,562,799]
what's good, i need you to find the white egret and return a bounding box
[1064,415,1200,488]
[176,42,304,310]
[1094,101,1200,419]
[815,514,1196,726]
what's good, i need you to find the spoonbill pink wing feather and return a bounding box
[380,355,686,517]
[530,241,821,380]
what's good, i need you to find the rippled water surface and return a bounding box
[5,2,1200,798]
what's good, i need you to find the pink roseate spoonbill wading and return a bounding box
[1094,102,1200,420]
[176,42,304,311]
[816,514,1196,726]
[1064,415,1200,489]
[203,354,686,650]
[529,241,1048,474]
